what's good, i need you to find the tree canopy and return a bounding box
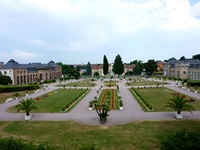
[0,73,12,85]
[103,55,109,75]
[192,54,200,60]
[130,60,144,75]
[144,59,157,75]
[86,62,92,76]
[113,54,124,75]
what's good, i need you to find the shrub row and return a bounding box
[131,88,153,111]
[44,79,56,83]
[0,85,40,93]
[187,80,200,87]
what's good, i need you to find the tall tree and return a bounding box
[0,74,12,85]
[103,55,109,75]
[130,60,144,75]
[113,54,124,75]
[192,54,200,60]
[86,62,92,76]
[144,59,157,75]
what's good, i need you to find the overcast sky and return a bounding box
[0,0,200,64]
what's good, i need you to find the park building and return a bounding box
[163,58,200,80]
[91,63,135,76]
[0,59,62,85]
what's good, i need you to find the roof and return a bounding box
[2,59,61,72]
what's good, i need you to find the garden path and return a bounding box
[0,79,200,126]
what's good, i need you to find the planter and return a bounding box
[119,106,123,110]
[89,107,93,111]
[194,91,197,94]
[100,117,107,124]
[175,113,183,119]
[15,97,18,100]
[26,94,29,96]
[188,89,190,91]
[25,114,32,120]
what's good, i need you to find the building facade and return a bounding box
[90,63,135,76]
[163,58,200,80]
[0,59,62,85]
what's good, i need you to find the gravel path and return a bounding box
[0,79,200,126]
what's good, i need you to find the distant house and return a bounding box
[0,59,62,85]
[163,58,200,80]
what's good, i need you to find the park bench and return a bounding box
[5,98,14,103]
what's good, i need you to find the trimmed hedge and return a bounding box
[0,85,40,93]
[187,80,200,87]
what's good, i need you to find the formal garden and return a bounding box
[8,89,89,113]
[130,87,200,112]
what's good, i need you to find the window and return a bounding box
[4,71,7,75]
[183,71,186,74]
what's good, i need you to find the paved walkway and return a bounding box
[0,79,200,126]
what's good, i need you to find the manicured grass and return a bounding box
[0,90,35,104]
[1,120,200,150]
[8,89,88,113]
[98,89,119,109]
[126,81,168,86]
[59,82,95,87]
[130,87,200,112]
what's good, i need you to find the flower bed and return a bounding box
[99,89,118,109]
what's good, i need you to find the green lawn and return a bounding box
[8,89,88,113]
[59,82,95,87]
[126,81,168,86]
[1,120,200,150]
[130,87,200,112]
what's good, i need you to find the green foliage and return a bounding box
[161,129,200,150]
[15,98,40,116]
[187,80,200,87]
[0,74,12,85]
[103,55,109,75]
[0,136,59,150]
[113,54,124,75]
[86,62,92,76]
[192,54,200,60]
[131,60,144,75]
[144,59,157,75]
[165,94,195,114]
[0,85,39,93]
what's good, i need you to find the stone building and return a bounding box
[163,58,200,80]
[0,59,62,85]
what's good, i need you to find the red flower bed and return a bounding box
[111,89,115,109]
[35,97,41,101]
[100,90,107,104]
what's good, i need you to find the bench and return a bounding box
[6,98,14,103]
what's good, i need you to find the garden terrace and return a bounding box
[8,89,89,113]
[130,87,200,112]
[98,89,119,109]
